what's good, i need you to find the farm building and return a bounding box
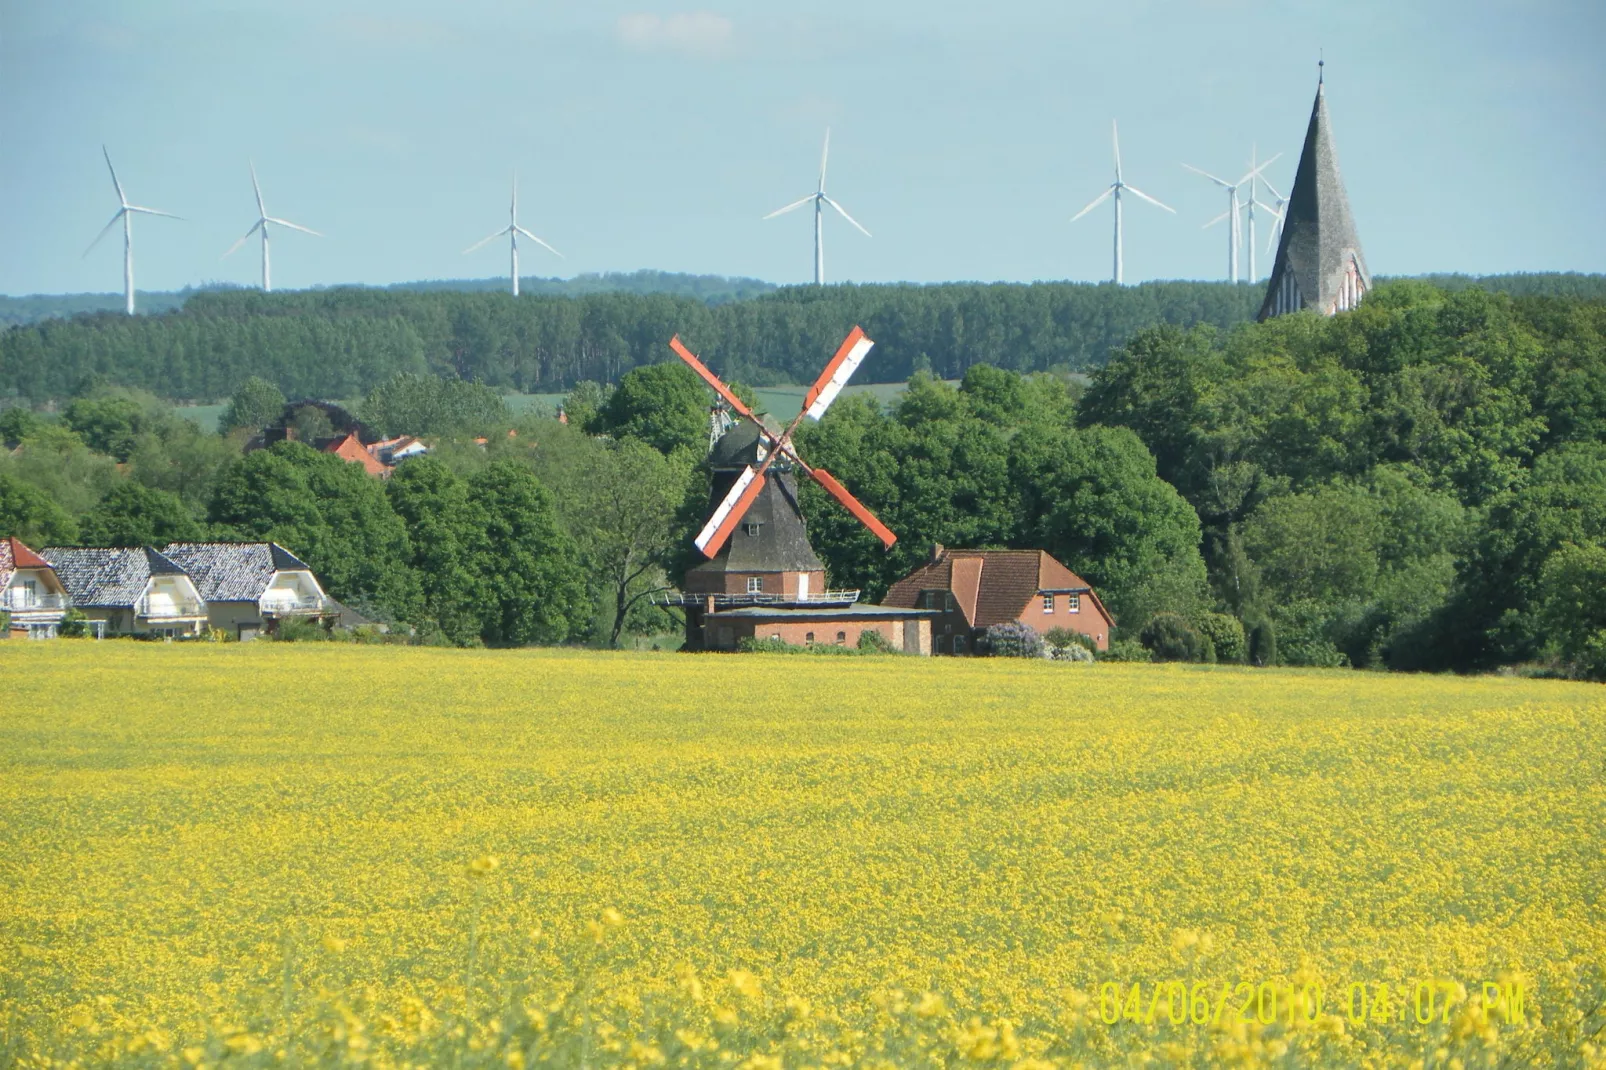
[883,545,1114,654]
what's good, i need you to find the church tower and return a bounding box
[1259,66,1370,320]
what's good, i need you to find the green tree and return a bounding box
[588,362,709,455]
[0,468,77,544]
[218,376,286,434]
[361,373,511,437]
[466,461,587,645]
[0,406,43,448]
[1536,542,1606,680]
[385,457,491,645]
[208,442,421,621]
[79,482,204,546]
[62,393,151,461]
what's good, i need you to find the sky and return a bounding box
[1,0,1602,296]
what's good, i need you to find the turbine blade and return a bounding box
[1234,152,1282,186]
[1123,185,1176,213]
[222,220,263,259]
[127,206,183,219]
[1070,186,1114,222]
[83,210,125,257]
[250,161,266,217]
[1268,221,1284,255]
[265,217,322,237]
[804,326,874,420]
[809,467,896,548]
[763,194,816,220]
[821,195,871,237]
[1111,119,1122,181]
[818,127,830,191]
[668,335,761,423]
[1261,177,1285,201]
[462,227,510,255]
[1253,200,1281,218]
[1182,163,1231,188]
[102,146,127,205]
[1203,210,1230,229]
[513,225,562,258]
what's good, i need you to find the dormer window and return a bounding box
[746,577,764,593]
[743,523,762,537]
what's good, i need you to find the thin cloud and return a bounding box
[615,12,734,58]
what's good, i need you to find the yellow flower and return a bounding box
[728,968,763,1000]
[321,934,349,954]
[467,855,501,877]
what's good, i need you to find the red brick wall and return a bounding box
[704,617,928,654]
[1017,592,1109,650]
[683,570,826,597]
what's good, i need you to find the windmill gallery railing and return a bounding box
[654,590,862,609]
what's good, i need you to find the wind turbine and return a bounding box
[1183,150,1279,283]
[763,128,871,286]
[1240,146,1282,283]
[84,147,181,315]
[1070,120,1175,285]
[464,174,561,296]
[1260,174,1290,258]
[223,162,321,292]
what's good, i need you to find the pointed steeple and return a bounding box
[1258,68,1370,320]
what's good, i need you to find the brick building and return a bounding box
[884,545,1113,654]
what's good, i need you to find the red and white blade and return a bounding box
[810,467,896,548]
[694,465,766,558]
[669,335,760,423]
[803,326,874,421]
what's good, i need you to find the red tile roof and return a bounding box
[322,432,392,478]
[4,536,51,570]
[884,547,1113,628]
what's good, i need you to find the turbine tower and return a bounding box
[85,147,181,315]
[1070,120,1175,285]
[464,174,561,296]
[223,162,321,292]
[1240,145,1283,284]
[1183,150,1279,283]
[763,129,871,286]
[1260,175,1290,259]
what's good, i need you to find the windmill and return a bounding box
[85,147,181,315]
[1260,175,1290,258]
[1183,150,1279,283]
[763,129,871,286]
[1070,120,1175,286]
[668,326,896,560]
[223,162,322,292]
[464,174,561,296]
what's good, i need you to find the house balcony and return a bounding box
[654,590,861,608]
[2,592,69,613]
[261,596,334,618]
[135,595,207,620]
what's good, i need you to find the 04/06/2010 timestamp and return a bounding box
[1098,979,1527,1030]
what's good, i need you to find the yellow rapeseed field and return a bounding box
[1,642,1603,1068]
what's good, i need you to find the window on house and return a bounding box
[746,577,763,593]
[943,622,952,634]
[1043,594,1055,614]
[1069,594,1081,613]
[836,631,846,645]
[953,635,966,654]
[923,591,938,609]
[945,592,956,611]
[805,632,815,644]
[770,632,781,642]
[744,523,762,537]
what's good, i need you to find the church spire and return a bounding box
[1257,65,1369,320]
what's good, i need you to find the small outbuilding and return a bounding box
[883,545,1114,654]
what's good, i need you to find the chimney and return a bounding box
[930,542,945,563]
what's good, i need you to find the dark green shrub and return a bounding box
[1140,612,1206,662]
[1196,613,1246,664]
[1247,619,1277,667]
[1099,636,1152,662]
[856,629,897,654]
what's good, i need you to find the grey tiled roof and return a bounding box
[161,542,312,602]
[1258,80,1370,320]
[41,547,186,608]
[687,469,826,575]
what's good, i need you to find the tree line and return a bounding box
[4,278,1605,677]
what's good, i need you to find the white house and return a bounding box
[43,546,210,638]
[1,537,70,638]
[161,542,332,641]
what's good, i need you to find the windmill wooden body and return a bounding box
[660,328,936,653]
